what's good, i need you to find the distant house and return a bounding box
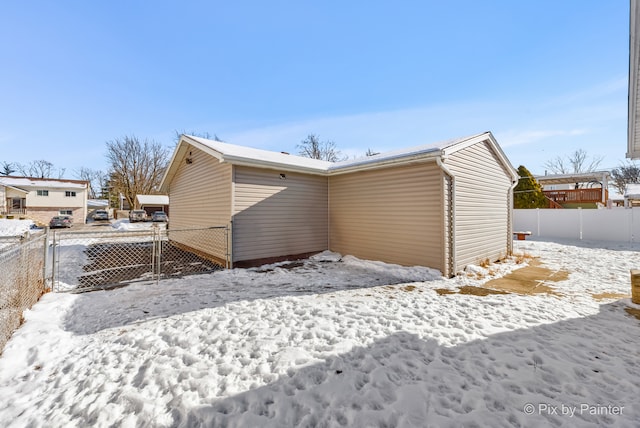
[160,132,518,276]
[87,199,111,220]
[535,171,611,209]
[625,183,640,207]
[136,194,169,216]
[0,176,88,224]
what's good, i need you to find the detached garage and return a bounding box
[160,132,518,276]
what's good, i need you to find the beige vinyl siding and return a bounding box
[329,162,445,272]
[446,141,513,271]
[232,166,328,262]
[442,173,454,276]
[167,145,232,261]
[27,188,86,208]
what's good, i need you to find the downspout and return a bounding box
[436,157,455,277]
[327,175,331,252]
[508,177,518,255]
[83,182,88,224]
[229,165,236,269]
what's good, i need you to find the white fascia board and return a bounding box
[442,131,519,182]
[160,136,227,192]
[327,151,442,176]
[220,155,329,175]
[4,185,28,194]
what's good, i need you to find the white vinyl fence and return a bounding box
[514,208,640,243]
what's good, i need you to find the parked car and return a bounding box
[93,210,109,221]
[151,211,168,223]
[49,216,73,228]
[129,210,147,223]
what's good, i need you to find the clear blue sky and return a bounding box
[0,1,630,177]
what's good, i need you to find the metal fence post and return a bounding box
[42,227,49,289]
[51,230,57,292]
[156,226,162,284]
[578,207,583,240]
[227,221,232,269]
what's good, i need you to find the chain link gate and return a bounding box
[48,225,229,292]
[0,233,47,352]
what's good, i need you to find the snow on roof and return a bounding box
[185,132,492,174]
[0,183,28,194]
[186,136,333,172]
[87,199,109,208]
[136,194,169,205]
[624,183,640,199]
[0,176,87,189]
[329,133,486,172]
[535,171,611,185]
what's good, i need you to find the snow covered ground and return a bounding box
[0,217,159,236]
[0,218,34,237]
[0,238,639,427]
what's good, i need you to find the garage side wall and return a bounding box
[329,162,446,272]
[232,166,328,263]
[446,141,513,272]
[167,145,232,261]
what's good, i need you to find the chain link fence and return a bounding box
[0,225,228,353]
[0,233,47,353]
[50,225,229,292]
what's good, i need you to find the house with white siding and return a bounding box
[0,176,88,225]
[160,132,518,276]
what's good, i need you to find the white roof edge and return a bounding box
[160,136,225,192]
[181,135,226,161]
[136,194,170,205]
[0,176,87,189]
[625,183,640,198]
[221,155,330,175]
[328,150,442,175]
[161,132,516,183]
[440,132,491,155]
[441,131,518,182]
[2,184,29,194]
[535,171,612,181]
[191,135,331,169]
[328,132,505,175]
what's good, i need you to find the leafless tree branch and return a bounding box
[105,136,170,209]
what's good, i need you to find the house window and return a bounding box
[59,209,73,215]
[65,191,77,197]
[37,190,49,196]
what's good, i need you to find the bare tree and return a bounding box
[297,134,346,162]
[611,161,640,195]
[544,149,603,175]
[105,136,170,209]
[0,161,15,175]
[365,148,380,157]
[31,160,54,178]
[14,162,28,176]
[14,160,64,178]
[75,167,108,199]
[173,130,221,146]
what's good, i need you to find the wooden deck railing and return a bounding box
[543,188,608,204]
[1,208,27,215]
[545,197,564,209]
